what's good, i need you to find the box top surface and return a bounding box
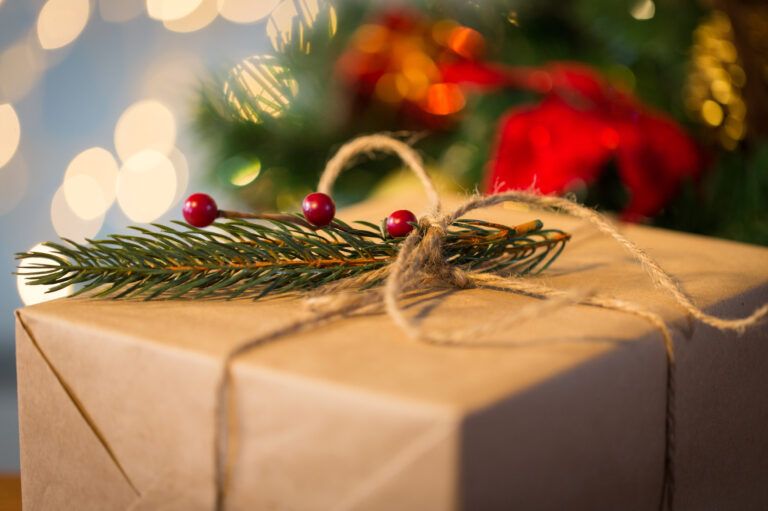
[19,192,768,412]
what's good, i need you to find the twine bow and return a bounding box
[214,134,768,511]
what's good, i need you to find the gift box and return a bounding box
[15,193,768,510]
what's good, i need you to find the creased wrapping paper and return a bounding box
[16,193,768,510]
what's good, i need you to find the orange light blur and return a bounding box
[342,15,483,117]
[446,26,485,60]
[422,83,465,115]
[375,73,404,103]
[353,24,390,54]
[402,50,439,80]
[431,19,458,46]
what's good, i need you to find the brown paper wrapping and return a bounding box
[15,194,768,510]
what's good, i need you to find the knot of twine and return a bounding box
[214,134,768,511]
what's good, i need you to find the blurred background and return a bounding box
[0,0,282,470]
[1,0,767,471]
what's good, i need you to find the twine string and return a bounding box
[213,134,766,511]
[318,134,442,217]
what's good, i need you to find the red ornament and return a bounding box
[183,193,218,227]
[302,192,336,227]
[476,63,702,220]
[386,209,417,237]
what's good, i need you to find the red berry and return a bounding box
[302,192,336,227]
[386,209,417,238]
[183,193,218,227]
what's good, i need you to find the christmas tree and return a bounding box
[195,0,768,245]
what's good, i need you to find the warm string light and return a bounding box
[49,98,186,247]
[218,0,278,24]
[162,0,218,32]
[151,0,338,37]
[114,99,177,161]
[50,184,105,241]
[117,149,177,222]
[62,147,119,220]
[112,99,185,223]
[338,14,485,117]
[145,0,202,22]
[36,0,90,50]
[684,11,747,150]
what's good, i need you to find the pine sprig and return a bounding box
[16,216,569,300]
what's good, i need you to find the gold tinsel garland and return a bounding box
[684,10,747,150]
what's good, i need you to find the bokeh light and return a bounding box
[230,158,261,186]
[51,185,105,241]
[0,104,21,169]
[63,174,103,218]
[267,0,337,52]
[729,96,746,120]
[117,149,177,223]
[114,99,176,161]
[353,24,388,53]
[146,0,202,22]
[630,0,655,21]
[685,10,746,150]
[400,52,439,101]
[267,0,302,50]
[710,79,731,103]
[98,0,145,23]
[701,99,724,126]
[17,243,73,306]
[63,147,119,220]
[724,116,744,140]
[0,157,28,216]
[446,26,485,60]
[163,0,218,32]
[37,0,91,50]
[223,55,298,123]
[342,14,476,115]
[431,19,458,46]
[422,83,465,116]
[374,73,405,104]
[218,0,278,24]
[0,35,47,103]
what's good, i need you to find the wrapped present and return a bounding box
[15,189,768,511]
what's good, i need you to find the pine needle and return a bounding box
[15,217,570,300]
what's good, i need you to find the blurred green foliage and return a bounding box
[196,0,768,245]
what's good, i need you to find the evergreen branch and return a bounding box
[15,217,570,300]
